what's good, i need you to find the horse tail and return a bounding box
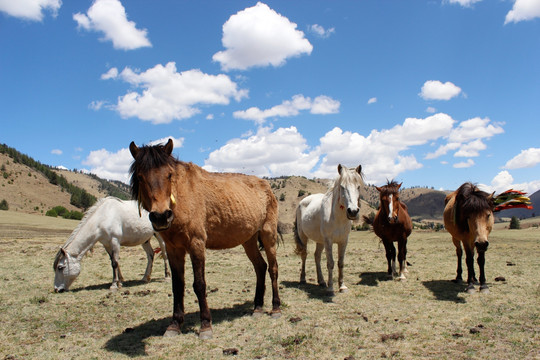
[293,216,306,256]
[258,221,285,250]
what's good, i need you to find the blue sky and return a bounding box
[1,0,540,194]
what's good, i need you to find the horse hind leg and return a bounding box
[141,240,154,283]
[294,223,308,284]
[260,225,282,317]
[314,242,326,287]
[242,234,268,316]
[452,237,463,283]
[382,239,396,279]
[104,240,122,291]
[324,239,335,295]
[396,237,407,281]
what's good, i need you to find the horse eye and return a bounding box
[57,265,65,271]
[168,173,172,181]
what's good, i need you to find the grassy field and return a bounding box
[0,211,538,359]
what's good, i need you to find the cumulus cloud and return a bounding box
[204,126,319,177]
[446,0,483,7]
[308,24,335,38]
[213,2,313,71]
[482,170,540,195]
[233,94,339,125]
[204,113,456,184]
[51,149,62,155]
[103,62,248,124]
[73,0,151,50]
[0,0,60,21]
[367,97,377,105]
[83,136,183,183]
[89,100,105,111]
[504,148,540,169]
[505,0,540,24]
[453,159,475,168]
[425,117,504,160]
[419,80,462,101]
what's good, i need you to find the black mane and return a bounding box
[129,143,178,200]
[379,180,400,196]
[454,182,494,233]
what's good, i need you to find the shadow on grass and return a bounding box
[70,279,149,293]
[356,271,391,287]
[422,280,466,303]
[281,280,334,303]
[104,300,254,356]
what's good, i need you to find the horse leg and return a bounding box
[382,239,396,278]
[141,240,154,283]
[242,234,268,316]
[189,243,212,340]
[477,250,489,293]
[337,242,348,293]
[155,233,171,278]
[464,245,477,294]
[298,234,308,284]
[164,246,186,337]
[452,237,463,283]
[397,237,407,281]
[314,242,326,287]
[260,227,281,317]
[104,241,122,291]
[324,239,335,295]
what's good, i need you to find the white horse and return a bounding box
[53,197,169,292]
[294,164,364,295]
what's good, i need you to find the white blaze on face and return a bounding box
[387,194,394,219]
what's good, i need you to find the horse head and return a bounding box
[337,164,364,220]
[129,139,176,231]
[376,181,402,224]
[53,248,81,292]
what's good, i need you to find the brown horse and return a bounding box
[443,182,494,294]
[363,181,412,280]
[129,139,281,339]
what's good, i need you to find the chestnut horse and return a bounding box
[363,181,412,280]
[129,139,281,339]
[443,182,494,294]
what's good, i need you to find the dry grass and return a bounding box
[0,211,539,359]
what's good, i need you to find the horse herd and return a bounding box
[53,139,496,339]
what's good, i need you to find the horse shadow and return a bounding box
[104,301,254,356]
[356,271,391,287]
[422,279,466,303]
[71,279,149,293]
[281,280,335,303]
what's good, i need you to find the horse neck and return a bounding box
[63,209,101,260]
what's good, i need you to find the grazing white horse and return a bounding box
[53,197,169,292]
[294,164,364,295]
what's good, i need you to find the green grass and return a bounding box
[0,214,539,359]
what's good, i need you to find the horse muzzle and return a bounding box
[149,210,174,231]
[54,287,66,293]
[474,240,489,252]
[346,208,360,220]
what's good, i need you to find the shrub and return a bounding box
[279,193,286,201]
[298,190,306,197]
[45,209,57,217]
[0,199,8,210]
[52,206,69,217]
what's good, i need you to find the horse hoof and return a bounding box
[252,308,264,318]
[339,286,349,293]
[466,287,477,294]
[199,329,213,340]
[271,310,282,319]
[318,282,327,288]
[109,286,118,292]
[163,329,180,337]
[142,276,151,283]
[480,287,490,294]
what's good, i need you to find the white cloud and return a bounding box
[233,94,339,125]
[308,24,335,38]
[101,67,118,80]
[453,159,475,168]
[426,117,504,159]
[0,0,60,21]
[204,126,319,177]
[482,170,540,195]
[447,0,483,7]
[83,136,183,183]
[505,0,540,24]
[103,62,248,124]
[73,0,151,50]
[89,100,105,111]
[426,106,437,113]
[51,149,62,155]
[213,2,313,71]
[367,97,377,105]
[504,148,540,169]
[419,80,462,101]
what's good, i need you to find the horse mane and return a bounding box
[129,143,179,200]
[378,180,400,196]
[53,197,118,269]
[454,182,494,233]
[329,165,364,194]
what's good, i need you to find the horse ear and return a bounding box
[488,191,495,200]
[164,138,174,156]
[129,141,139,159]
[397,182,402,190]
[356,165,362,175]
[337,164,343,174]
[375,186,382,192]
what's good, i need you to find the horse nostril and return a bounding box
[474,241,489,251]
[165,209,173,219]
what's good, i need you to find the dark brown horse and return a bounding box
[443,182,494,294]
[363,181,412,280]
[129,139,281,339]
